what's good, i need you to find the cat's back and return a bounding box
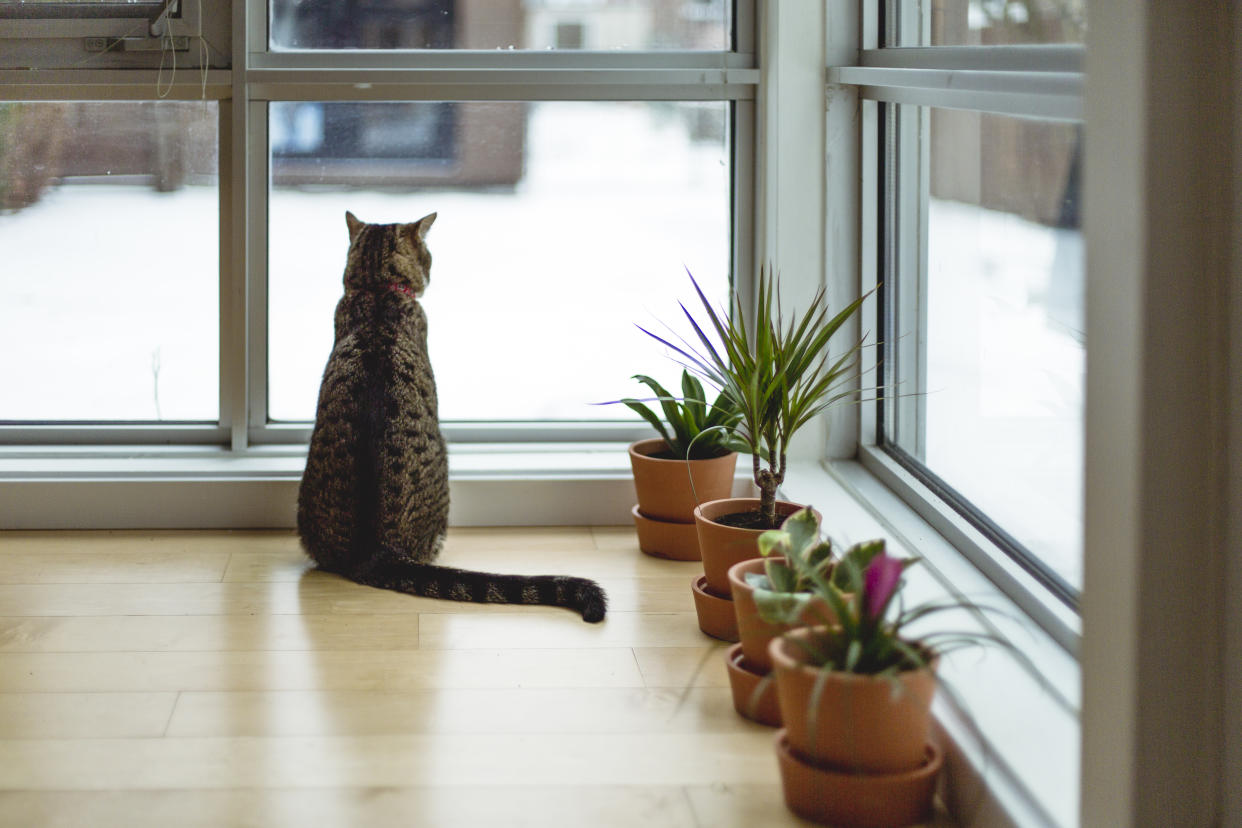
[298,212,446,566]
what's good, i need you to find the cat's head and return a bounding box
[342,211,437,295]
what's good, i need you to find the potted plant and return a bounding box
[639,267,872,639]
[759,507,1002,828]
[723,507,880,727]
[618,370,744,560]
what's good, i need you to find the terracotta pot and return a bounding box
[728,557,838,673]
[769,626,937,774]
[693,498,807,596]
[628,439,737,524]
[723,642,781,726]
[775,731,942,828]
[689,574,739,642]
[630,505,701,561]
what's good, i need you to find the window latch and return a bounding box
[148,0,180,38]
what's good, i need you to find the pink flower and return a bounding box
[864,553,904,621]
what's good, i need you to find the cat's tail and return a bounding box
[344,559,608,623]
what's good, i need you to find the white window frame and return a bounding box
[809,2,1240,827]
[0,0,761,527]
[834,6,1084,653]
[770,4,1083,824]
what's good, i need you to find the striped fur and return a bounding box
[297,211,607,623]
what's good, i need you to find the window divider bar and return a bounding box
[247,81,756,103]
[0,69,231,100]
[244,99,267,438]
[734,0,755,55]
[243,68,759,102]
[0,426,231,446]
[251,422,657,446]
[861,45,1083,73]
[248,50,757,71]
[831,65,1082,121]
[226,0,249,452]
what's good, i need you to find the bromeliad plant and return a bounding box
[750,506,886,624]
[618,369,747,460]
[639,267,874,529]
[756,507,1002,676]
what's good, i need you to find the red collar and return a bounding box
[387,283,417,297]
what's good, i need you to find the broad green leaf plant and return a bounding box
[755,508,1009,677]
[618,369,747,460]
[639,267,874,529]
[749,507,886,624]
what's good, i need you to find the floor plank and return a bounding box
[0,648,646,693]
[0,693,176,739]
[0,575,695,617]
[0,614,421,653]
[0,551,230,584]
[418,611,707,649]
[0,787,702,828]
[164,687,745,738]
[0,733,783,790]
[634,645,734,688]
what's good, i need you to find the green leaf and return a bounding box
[743,571,772,591]
[832,539,886,589]
[619,398,672,447]
[806,540,834,573]
[681,370,707,429]
[753,588,812,625]
[844,639,862,672]
[763,560,798,593]
[779,507,821,570]
[757,528,788,559]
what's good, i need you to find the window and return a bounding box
[266,100,731,424]
[0,0,215,71]
[0,100,219,423]
[0,0,757,446]
[841,1,1086,632]
[269,0,731,51]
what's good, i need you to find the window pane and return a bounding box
[267,100,731,422]
[0,101,219,422]
[901,0,1086,46]
[887,107,1083,590]
[269,0,730,51]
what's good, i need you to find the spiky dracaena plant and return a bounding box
[638,267,873,529]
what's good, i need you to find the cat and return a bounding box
[297,211,607,623]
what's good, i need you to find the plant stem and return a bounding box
[759,481,777,528]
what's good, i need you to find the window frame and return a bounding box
[837,6,1085,653]
[0,0,760,448]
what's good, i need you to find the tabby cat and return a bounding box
[297,211,607,622]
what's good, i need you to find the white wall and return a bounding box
[1080,1,1239,824]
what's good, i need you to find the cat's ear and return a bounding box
[410,212,437,242]
[345,211,364,243]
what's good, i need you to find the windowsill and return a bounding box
[783,459,1079,828]
[0,443,753,529]
[0,442,638,480]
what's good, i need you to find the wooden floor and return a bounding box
[0,528,948,827]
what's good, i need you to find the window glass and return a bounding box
[269,0,731,51]
[925,0,1085,45]
[267,100,731,422]
[887,106,1084,590]
[0,101,219,422]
